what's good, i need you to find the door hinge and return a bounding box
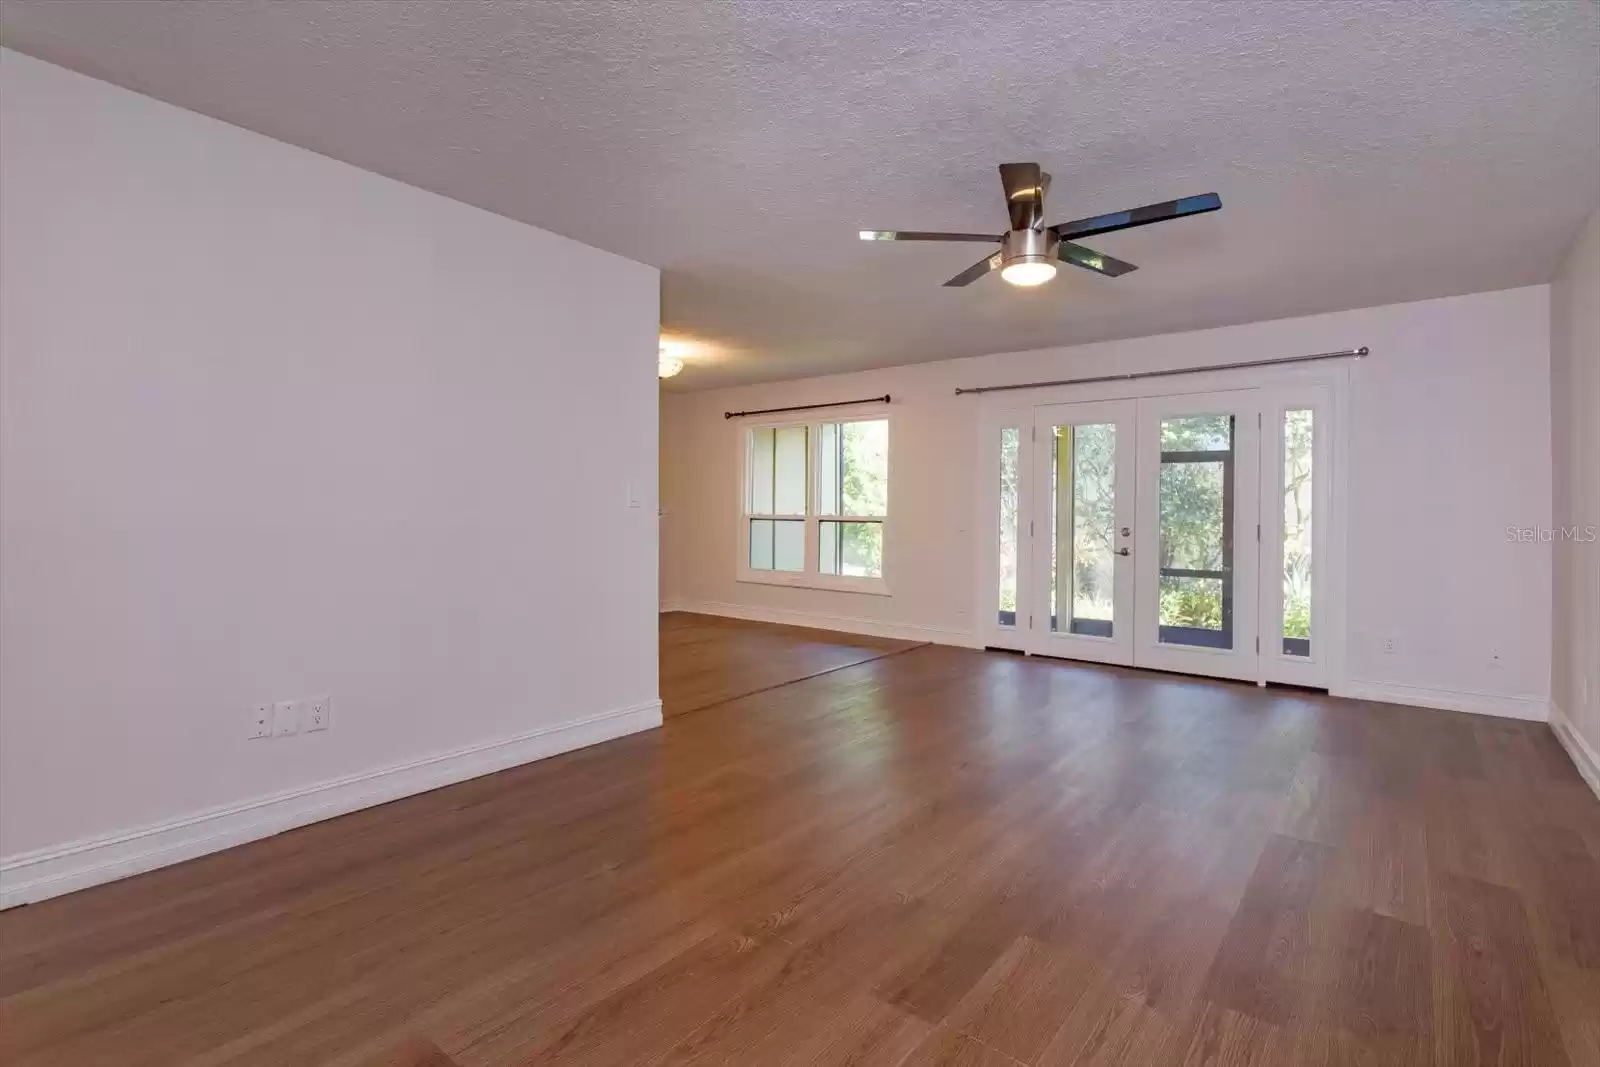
[1029,520,1034,537]
[1029,615,1034,629]
[1031,425,1037,442]
[1256,637,1260,653]
[1256,523,1261,542]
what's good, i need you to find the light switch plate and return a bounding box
[306,695,331,732]
[249,703,272,739]
[272,700,300,737]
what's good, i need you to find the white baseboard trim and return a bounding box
[1333,680,1549,722]
[0,699,662,910]
[1550,703,1600,801]
[666,598,980,649]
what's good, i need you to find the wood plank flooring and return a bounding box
[2,621,1597,1066]
[659,610,920,717]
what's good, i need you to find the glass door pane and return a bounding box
[1056,423,1118,637]
[1028,400,1135,666]
[1281,408,1314,657]
[1155,414,1236,650]
[998,427,1020,627]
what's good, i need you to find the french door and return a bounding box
[981,382,1332,688]
[1131,390,1261,680]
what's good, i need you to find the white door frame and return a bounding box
[1257,381,1335,688]
[974,406,1035,651]
[972,361,1349,689]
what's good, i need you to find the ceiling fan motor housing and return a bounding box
[1001,227,1058,270]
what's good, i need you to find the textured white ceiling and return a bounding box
[3,1,1598,389]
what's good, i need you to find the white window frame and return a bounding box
[736,410,891,595]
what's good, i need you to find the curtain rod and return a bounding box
[724,394,891,419]
[952,347,1368,396]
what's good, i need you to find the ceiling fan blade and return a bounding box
[942,251,1003,287]
[859,230,1002,242]
[1050,192,1221,241]
[998,163,1048,230]
[1058,242,1138,277]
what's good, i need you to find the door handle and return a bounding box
[1116,548,1130,556]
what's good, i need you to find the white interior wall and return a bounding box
[1550,205,1600,781]
[663,286,1553,717]
[0,51,662,903]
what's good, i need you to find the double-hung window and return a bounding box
[741,416,889,592]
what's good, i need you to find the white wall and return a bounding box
[663,286,1553,715]
[0,51,661,901]
[1550,206,1600,771]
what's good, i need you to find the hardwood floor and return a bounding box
[659,610,920,717]
[2,621,1597,1066]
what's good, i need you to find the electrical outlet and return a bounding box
[273,700,301,737]
[249,703,272,739]
[1382,636,1398,655]
[306,695,331,732]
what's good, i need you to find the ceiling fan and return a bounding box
[860,162,1220,288]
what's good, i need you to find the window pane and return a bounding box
[1158,575,1230,647]
[819,418,888,517]
[1158,414,1233,648]
[1161,414,1233,452]
[818,423,840,517]
[1158,460,1227,571]
[748,428,774,514]
[749,518,804,572]
[820,521,882,578]
[773,518,805,571]
[842,419,888,516]
[749,519,773,570]
[1283,409,1314,656]
[1051,423,1116,636]
[998,428,1019,626]
[773,425,807,515]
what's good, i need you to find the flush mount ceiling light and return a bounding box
[859,162,1220,288]
[658,339,690,378]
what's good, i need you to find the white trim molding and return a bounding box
[1550,704,1600,801]
[1333,680,1549,722]
[666,598,980,649]
[0,699,662,909]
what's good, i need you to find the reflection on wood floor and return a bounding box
[660,610,920,717]
[2,619,1597,1066]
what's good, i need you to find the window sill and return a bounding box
[736,571,891,597]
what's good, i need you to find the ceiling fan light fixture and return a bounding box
[1000,258,1057,287]
[858,162,1219,290]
